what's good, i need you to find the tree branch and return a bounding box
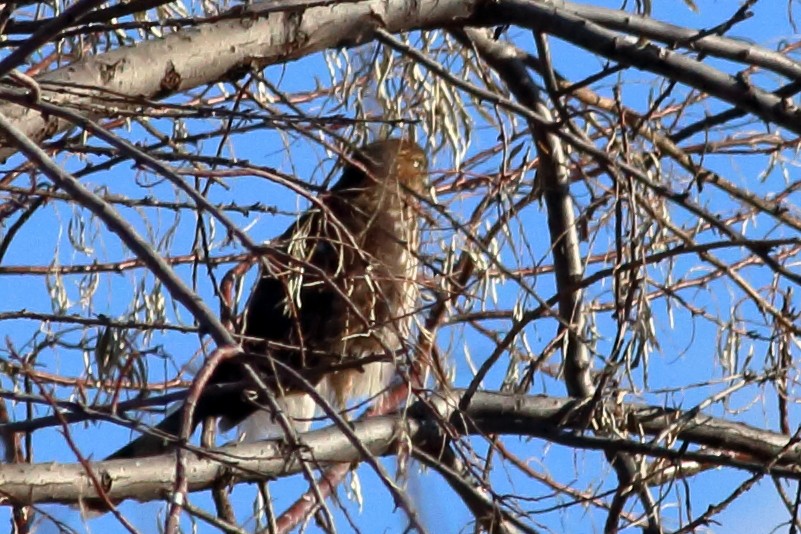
[0,0,476,160]
[2,391,801,507]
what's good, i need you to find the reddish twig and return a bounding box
[165,345,241,534]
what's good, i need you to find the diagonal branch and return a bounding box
[455,27,663,534]
[0,0,476,160]
[0,110,236,348]
[479,0,801,136]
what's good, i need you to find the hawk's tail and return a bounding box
[105,409,187,461]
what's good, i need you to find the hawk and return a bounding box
[106,138,428,460]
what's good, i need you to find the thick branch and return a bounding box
[0,0,475,160]
[2,391,800,506]
[481,0,801,136]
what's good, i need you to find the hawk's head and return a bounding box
[335,138,428,195]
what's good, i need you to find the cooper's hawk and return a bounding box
[106,138,428,460]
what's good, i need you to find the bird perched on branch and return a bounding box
[106,138,428,460]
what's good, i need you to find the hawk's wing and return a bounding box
[103,139,427,461]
